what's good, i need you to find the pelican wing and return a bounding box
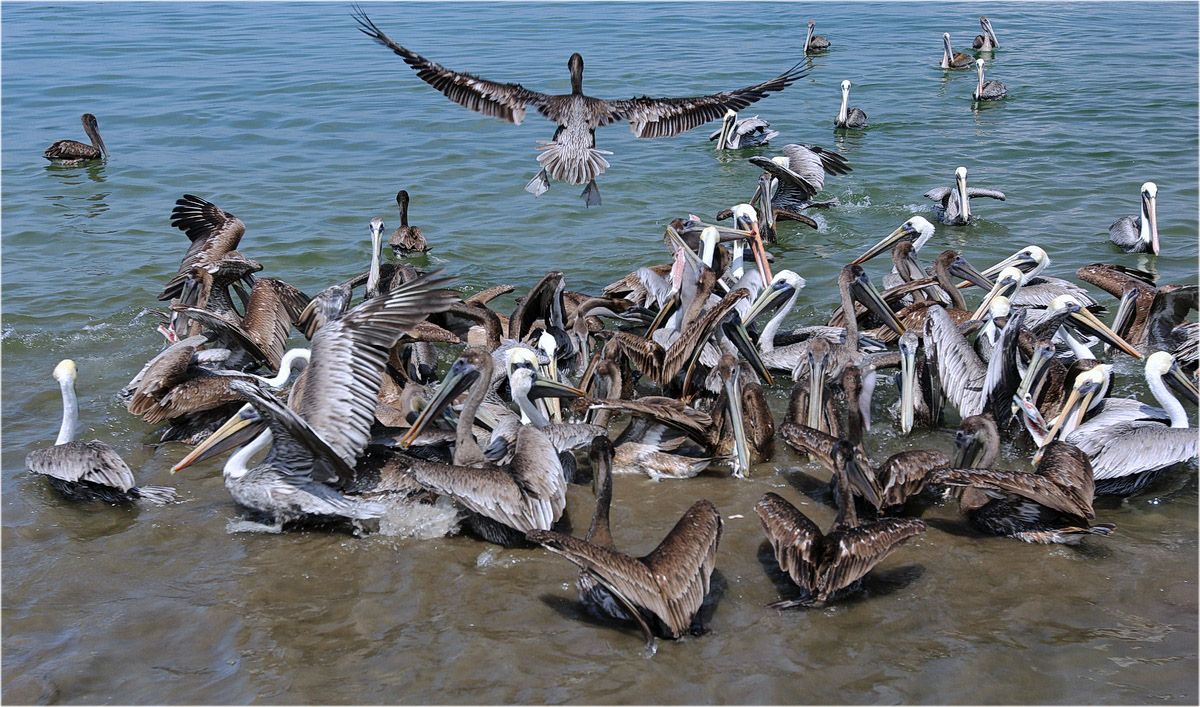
[1146,285,1199,350]
[172,306,275,367]
[141,372,249,425]
[965,187,1006,201]
[126,336,206,414]
[299,271,459,467]
[923,186,953,204]
[749,155,818,200]
[611,61,808,139]
[877,450,950,508]
[1075,263,1157,298]
[352,8,549,125]
[818,519,926,596]
[638,499,723,637]
[926,305,986,417]
[240,278,312,368]
[1071,422,1198,481]
[26,441,137,491]
[755,492,822,592]
[590,395,711,444]
[931,465,1093,520]
[160,195,246,301]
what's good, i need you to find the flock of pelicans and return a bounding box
[29,12,1198,650]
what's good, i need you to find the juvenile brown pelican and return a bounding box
[834,80,868,129]
[923,166,1005,225]
[972,59,1007,100]
[804,20,831,53]
[755,442,926,608]
[940,33,973,68]
[389,190,429,255]
[931,442,1115,544]
[1076,263,1196,348]
[27,360,176,505]
[972,16,1000,50]
[160,195,247,304]
[353,8,807,206]
[527,437,722,648]
[43,113,108,163]
[1109,182,1159,254]
[710,110,779,149]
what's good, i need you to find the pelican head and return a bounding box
[716,109,738,150]
[81,113,107,157]
[568,53,584,93]
[942,33,954,65]
[1050,294,1143,359]
[1147,350,1198,409]
[955,166,970,220]
[53,359,77,384]
[841,79,851,92]
[980,16,999,48]
[366,217,385,297]
[853,216,936,265]
[984,245,1049,280]
[804,21,815,54]
[1140,181,1160,254]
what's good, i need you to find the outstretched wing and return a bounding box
[965,187,1006,201]
[611,61,809,139]
[352,7,549,125]
[818,519,926,596]
[160,195,245,301]
[755,492,822,593]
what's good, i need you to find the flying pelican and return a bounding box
[353,8,807,206]
[27,360,176,505]
[834,80,868,129]
[940,33,973,68]
[710,110,779,149]
[389,190,429,255]
[804,20,830,53]
[755,442,927,608]
[1109,182,1160,254]
[973,16,1000,50]
[526,436,723,649]
[972,59,1007,100]
[43,113,108,163]
[923,166,1005,225]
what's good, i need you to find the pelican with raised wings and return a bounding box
[352,8,807,206]
[44,113,108,163]
[924,166,1005,225]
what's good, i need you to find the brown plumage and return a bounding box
[388,190,428,255]
[43,113,107,163]
[160,195,247,302]
[172,277,310,369]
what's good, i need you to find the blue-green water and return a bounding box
[3,3,1197,703]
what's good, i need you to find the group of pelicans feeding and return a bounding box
[30,12,1197,650]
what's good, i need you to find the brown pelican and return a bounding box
[871,250,996,343]
[1077,263,1196,348]
[940,33,973,68]
[923,166,1005,225]
[710,110,779,149]
[388,190,429,255]
[972,59,1007,100]
[43,113,108,163]
[804,20,831,53]
[708,354,774,477]
[931,442,1115,544]
[755,442,927,608]
[1109,182,1160,254]
[159,195,247,305]
[749,144,851,217]
[27,360,176,505]
[813,264,905,380]
[834,80,868,129]
[171,272,458,528]
[172,276,310,371]
[353,8,807,206]
[925,301,1024,425]
[527,437,722,648]
[973,16,1000,50]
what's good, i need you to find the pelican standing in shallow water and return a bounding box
[1109,182,1160,254]
[352,8,807,206]
[27,360,176,505]
[972,59,1007,100]
[973,17,1000,50]
[924,166,1005,225]
[834,80,868,129]
[941,33,973,68]
[43,113,108,163]
[805,20,830,53]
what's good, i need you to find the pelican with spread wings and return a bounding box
[352,8,807,207]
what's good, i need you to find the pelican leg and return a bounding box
[580,180,602,208]
[525,168,550,197]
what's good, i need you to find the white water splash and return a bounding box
[377,495,462,540]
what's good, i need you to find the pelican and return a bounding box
[1077,263,1195,348]
[389,190,429,255]
[979,246,1097,308]
[755,442,927,609]
[932,442,1115,544]
[940,33,973,68]
[353,8,807,206]
[43,113,108,163]
[159,195,247,307]
[834,80,868,129]
[972,59,1007,100]
[710,110,779,150]
[1109,182,1160,254]
[749,144,851,217]
[527,436,722,648]
[925,301,1024,425]
[923,166,1005,225]
[804,20,830,53]
[27,360,176,505]
[973,16,1000,50]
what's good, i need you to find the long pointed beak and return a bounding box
[1144,192,1160,255]
[806,352,827,430]
[1013,392,1050,446]
[851,271,905,335]
[1015,342,1054,405]
[723,314,774,386]
[1039,381,1100,452]
[984,19,999,47]
[172,404,261,472]
[1105,289,1140,354]
[646,291,680,337]
[527,375,586,400]
[1067,307,1143,359]
[743,281,794,327]
[845,454,882,509]
[1166,358,1199,405]
[898,344,917,435]
[716,114,735,150]
[956,171,969,219]
[724,369,750,478]
[759,175,776,232]
[664,224,707,273]
[971,275,1021,320]
[744,220,773,286]
[399,362,479,448]
[852,223,913,266]
[949,255,996,292]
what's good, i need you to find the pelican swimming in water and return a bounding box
[804,20,830,53]
[1109,182,1159,254]
[27,360,176,505]
[972,59,1007,100]
[352,8,807,206]
[940,33,973,68]
[924,166,1005,225]
[43,113,108,163]
[1076,263,1196,350]
[710,110,779,150]
[973,16,1000,50]
[389,190,429,255]
[834,80,868,129]
[526,436,723,648]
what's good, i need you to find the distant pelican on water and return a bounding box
[44,113,108,163]
[973,16,1000,50]
[1109,182,1159,254]
[834,80,868,129]
[940,33,973,68]
[805,20,830,53]
[973,59,1007,100]
[924,166,1005,225]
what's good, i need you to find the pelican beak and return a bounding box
[852,222,915,265]
[645,291,680,337]
[845,452,882,509]
[722,312,774,386]
[1039,379,1101,453]
[956,169,969,220]
[95,132,109,159]
[723,366,751,478]
[851,269,905,335]
[983,17,999,47]
[981,250,1036,279]
[971,272,1021,320]
[172,404,262,472]
[1014,342,1055,408]
[1105,288,1141,354]
[951,427,984,468]
[949,254,996,292]
[806,349,828,429]
[759,174,776,232]
[735,211,773,286]
[1066,307,1143,359]
[716,111,736,150]
[1013,392,1051,446]
[1143,189,1160,255]
[664,224,706,273]
[1166,358,1199,405]
[399,358,480,448]
[527,375,586,400]
[743,279,794,327]
[898,339,918,435]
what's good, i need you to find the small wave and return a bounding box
[226,518,284,534]
[377,496,462,540]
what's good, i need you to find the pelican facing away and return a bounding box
[352,8,807,206]
[973,16,1000,50]
[1109,182,1159,254]
[43,113,108,163]
[924,166,1005,225]
[27,360,176,505]
[973,59,1007,100]
[389,190,429,255]
[941,33,973,68]
[834,80,867,129]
